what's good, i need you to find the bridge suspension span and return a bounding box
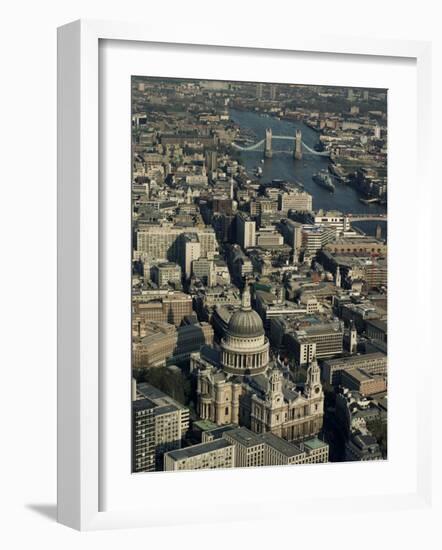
[231,135,330,157]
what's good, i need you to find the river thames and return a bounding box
[229,109,387,238]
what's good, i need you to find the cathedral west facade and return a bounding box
[191,286,324,443]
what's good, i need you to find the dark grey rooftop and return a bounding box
[223,427,263,448]
[132,397,156,412]
[204,424,237,439]
[154,404,179,416]
[260,432,304,457]
[366,319,388,332]
[166,438,233,461]
[323,352,386,366]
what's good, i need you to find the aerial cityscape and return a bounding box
[131,77,388,473]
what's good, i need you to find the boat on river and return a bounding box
[312,170,335,192]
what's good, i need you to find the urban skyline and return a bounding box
[131,76,387,473]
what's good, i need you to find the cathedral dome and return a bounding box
[221,285,269,376]
[227,285,264,338]
[228,308,264,338]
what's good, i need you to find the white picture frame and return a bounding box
[57,19,433,531]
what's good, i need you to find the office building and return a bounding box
[205,150,218,173]
[340,368,387,396]
[278,219,303,256]
[136,225,217,262]
[256,228,284,248]
[192,256,216,286]
[313,210,351,235]
[151,262,182,287]
[324,236,387,255]
[132,398,156,473]
[198,426,329,467]
[301,225,336,256]
[164,439,235,471]
[181,233,201,279]
[223,427,265,468]
[136,383,190,469]
[133,291,193,327]
[278,190,313,213]
[250,197,278,217]
[133,321,214,368]
[236,212,256,249]
[322,352,387,386]
[282,317,344,365]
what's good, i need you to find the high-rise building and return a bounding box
[236,212,256,249]
[278,219,303,256]
[136,383,191,469]
[132,398,156,473]
[205,150,218,173]
[181,233,201,279]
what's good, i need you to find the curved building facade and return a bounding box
[221,286,269,376]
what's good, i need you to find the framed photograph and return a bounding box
[57,19,432,530]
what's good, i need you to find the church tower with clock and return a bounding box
[305,355,324,424]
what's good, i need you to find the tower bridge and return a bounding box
[347,214,387,222]
[232,128,330,157]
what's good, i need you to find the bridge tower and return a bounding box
[293,129,303,160]
[264,128,272,158]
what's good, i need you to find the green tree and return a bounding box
[367,418,387,458]
[141,367,191,406]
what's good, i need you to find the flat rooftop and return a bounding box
[223,427,264,448]
[192,419,218,432]
[323,352,387,366]
[303,437,328,451]
[166,438,233,461]
[260,432,305,457]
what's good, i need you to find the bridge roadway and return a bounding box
[231,135,330,156]
[348,214,387,222]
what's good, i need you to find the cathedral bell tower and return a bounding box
[305,355,322,399]
[268,369,284,406]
